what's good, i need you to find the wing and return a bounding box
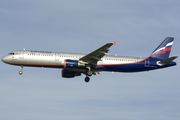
[80,41,117,68]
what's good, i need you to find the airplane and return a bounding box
[2,37,178,82]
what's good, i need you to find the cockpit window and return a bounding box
[9,53,15,55]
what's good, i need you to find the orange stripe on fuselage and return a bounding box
[65,59,67,68]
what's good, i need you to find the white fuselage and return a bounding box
[2,50,143,69]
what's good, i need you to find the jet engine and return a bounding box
[62,69,81,78]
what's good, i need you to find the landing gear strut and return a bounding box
[86,64,93,76]
[84,65,92,83]
[87,70,93,76]
[19,66,23,75]
[85,76,90,82]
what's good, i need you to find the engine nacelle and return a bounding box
[64,59,85,68]
[62,69,81,78]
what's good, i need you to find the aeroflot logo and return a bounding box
[30,51,52,53]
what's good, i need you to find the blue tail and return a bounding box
[149,37,174,60]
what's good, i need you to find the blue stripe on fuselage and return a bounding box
[96,59,176,72]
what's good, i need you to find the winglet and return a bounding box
[112,41,117,45]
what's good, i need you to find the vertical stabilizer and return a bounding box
[149,37,174,60]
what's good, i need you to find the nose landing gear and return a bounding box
[19,66,23,75]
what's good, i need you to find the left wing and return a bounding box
[80,41,116,68]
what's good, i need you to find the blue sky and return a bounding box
[0,0,180,120]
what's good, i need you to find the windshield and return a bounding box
[9,53,15,55]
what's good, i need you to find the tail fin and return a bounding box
[149,37,174,60]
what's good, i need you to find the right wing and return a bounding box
[80,41,117,68]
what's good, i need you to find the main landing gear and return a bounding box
[19,65,23,75]
[84,70,93,83]
[84,65,92,83]
[84,71,100,82]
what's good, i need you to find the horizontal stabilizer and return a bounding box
[158,56,178,65]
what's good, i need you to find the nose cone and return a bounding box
[2,56,5,62]
[2,56,8,63]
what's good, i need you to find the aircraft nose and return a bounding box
[2,56,8,63]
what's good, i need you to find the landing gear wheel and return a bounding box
[19,65,23,75]
[19,71,23,75]
[85,77,90,83]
